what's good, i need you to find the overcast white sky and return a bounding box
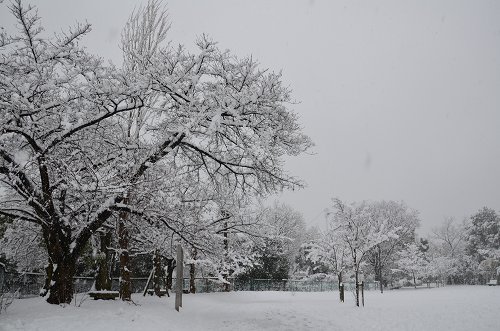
[2,0,499,234]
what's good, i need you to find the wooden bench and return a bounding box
[146,289,169,297]
[487,279,497,286]
[88,291,120,300]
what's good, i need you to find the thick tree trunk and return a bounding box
[40,260,53,297]
[46,256,76,304]
[337,272,344,302]
[166,258,175,290]
[190,248,197,294]
[374,246,383,294]
[118,210,131,301]
[43,221,78,304]
[153,250,165,297]
[95,231,112,291]
[378,266,384,294]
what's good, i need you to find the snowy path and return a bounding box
[1,286,499,331]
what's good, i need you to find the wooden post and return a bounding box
[175,244,184,312]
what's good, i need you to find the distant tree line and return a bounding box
[300,201,500,306]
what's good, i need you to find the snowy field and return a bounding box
[1,286,499,331]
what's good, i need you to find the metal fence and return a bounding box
[0,270,378,298]
[0,272,150,298]
[1,272,45,297]
[232,279,379,292]
[0,272,233,297]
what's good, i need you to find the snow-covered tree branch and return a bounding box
[0,0,312,304]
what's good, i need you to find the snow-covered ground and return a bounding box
[1,286,499,331]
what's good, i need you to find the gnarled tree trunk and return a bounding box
[44,223,77,304]
[46,256,76,304]
[40,260,53,297]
